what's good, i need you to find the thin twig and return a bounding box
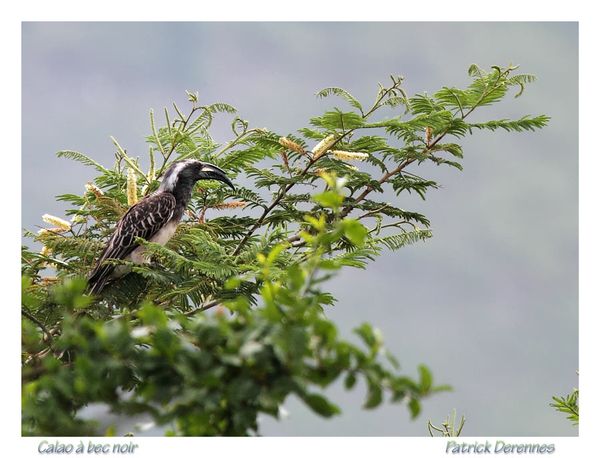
[110,136,151,184]
[150,109,167,157]
[155,106,201,178]
[231,78,407,257]
[231,157,317,257]
[21,308,54,345]
[184,299,220,316]
[338,73,508,220]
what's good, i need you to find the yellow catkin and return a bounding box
[331,150,369,161]
[314,168,330,178]
[37,227,63,237]
[40,245,52,257]
[85,182,104,197]
[279,137,306,155]
[425,126,433,146]
[311,134,337,160]
[148,149,156,182]
[42,214,71,232]
[127,168,138,206]
[212,201,247,210]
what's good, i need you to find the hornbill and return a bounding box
[87,159,234,295]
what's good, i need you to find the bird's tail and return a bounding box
[87,265,113,295]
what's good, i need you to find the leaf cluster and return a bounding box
[550,389,579,426]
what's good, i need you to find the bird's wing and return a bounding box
[87,192,176,294]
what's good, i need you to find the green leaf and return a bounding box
[418,364,433,393]
[354,322,377,347]
[137,302,168,326]
[316,87,363,112]
[313,190,344,209]
[57,150,108,172]
[22,276,41,309]
[385,350,400,370]
[469,115,550,132]
[468,63,485,78]
[364,381,383,409]
[408,397,421,419]
[310,109,364,130]
[344,373,357,389]
[550,389,579,425]
[375,230,432,251]
[301,393,341,418]
[342,219,368,246]
[51,277,91,310]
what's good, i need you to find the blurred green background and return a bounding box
[22,22,578,436]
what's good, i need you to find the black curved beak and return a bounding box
[199,163,235,191]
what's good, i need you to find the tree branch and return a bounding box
[22,308,54,345]
[232,78,407,257]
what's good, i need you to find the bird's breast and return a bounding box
[126,220,179,265]
[149,220,179,245]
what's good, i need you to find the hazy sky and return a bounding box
[22,22,578,436]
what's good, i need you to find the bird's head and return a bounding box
[158,159,235,193]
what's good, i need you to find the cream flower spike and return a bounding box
[42,214,71,232]
[213,201,247,210]
[85,182,104,197]
[127,168,138,206]
[331,150,369,161]
[279,137,306,155]
[311,134,338,160]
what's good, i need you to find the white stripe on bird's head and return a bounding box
[158,159,201,192]
[157,159,234,193]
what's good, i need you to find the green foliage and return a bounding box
[469,115,550,133]
[22,64,547,436]
[551,388,579,426]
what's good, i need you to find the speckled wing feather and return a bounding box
[87,192,176,294]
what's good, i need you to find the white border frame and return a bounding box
[5,2,595,457]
